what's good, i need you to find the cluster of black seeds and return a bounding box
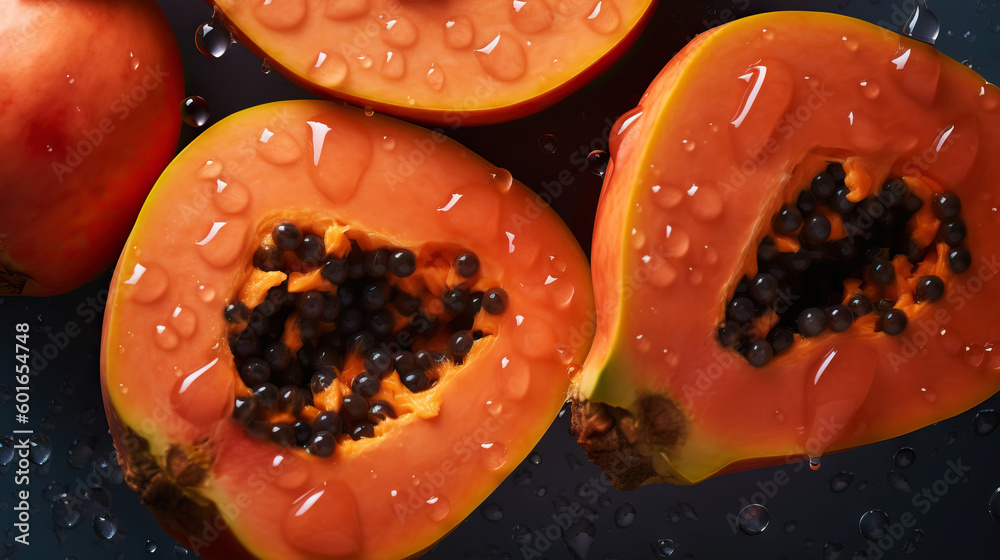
[718,163,971,367]
[226,222,509,456]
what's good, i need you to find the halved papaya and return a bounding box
[0,0,183,296]
[208,0,658,125]
[571,11,1000,488]
[101,100,594,559]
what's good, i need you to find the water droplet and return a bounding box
[486,399,503,417]
[988,21,1000,34]
[989,487,1000,522]
[425,65,445,90]
[310,51,349,87]
[67,434,97,468]
[858,509,889,541]
[652,538,675,556]
[615,504,636,528]
[829,473,856,495]
[888,470,912,492]
[585,0,621,34]
[52,497,82,528]
[29,434,52,464]
[43,481,69,502]
[587,150,609,176]
[736,504,769,535]
[492,168,514,193]
[893,447,916,469]
[784,520,797,533]
[689,184,724,221]
[172,358,232,425]
[380,50,406,79]
[535,485,547,496]
[380,135,396,151]
[180,96,210,127]
[443,16,475,49]
[252,0,308,30]
[973,409,998,436]
[474,33,527,81]
[93,511,119,540]
[481,441,508,470]
[964,343,986,367]
[842,36,859,51]
[364,106,375,116]
[324,0,369,19]
[511,0,554,33]
[283,482,361,554]
[920,387,937,403]
[528,451,542,465]
[481,502,504,522]
[261,59,272,74]
[902,0,940,44]
[538,133,558,154]
[195,15,232,58]
[145,538,158,553]
[963,30,977,42]
[427,495,451,521]
[173,543,190,558]
[381,16,418,47]
[499,356,530,398]
[860,80,881,99]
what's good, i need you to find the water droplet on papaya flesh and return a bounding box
[717,162,972,365]
[223,225,515,453]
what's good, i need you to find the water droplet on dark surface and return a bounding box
[43,481,69,502]
[902,0,940,44]
[181,96,211,127]
[528,451,542,465]
[587,150,610,176]
[67,434,97,469]
[146,538,158,553]
[93,511,118,540]
[652,537,675,556]
[52,497,83,528]
[481,503,504,522]
[538,134,558,154]
[989,487,1000,523]
[615,503,636,528]
[973,409,998,436]
[174,543,191,557]
[0,436,15,466]
[195,16,233,58]
[29,433,52,464]
[737,504,769,535]
[893,447,916,468]
[829,471,854,492]
[859,509,889,541]
[888,471,913,492]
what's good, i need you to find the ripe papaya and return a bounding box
[571,11,1000,488]
[0,0,183,296]
[101,100,594,559]
[207,0,658,125]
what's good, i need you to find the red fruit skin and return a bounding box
[0,0,183,296]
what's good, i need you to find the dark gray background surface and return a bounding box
[2,0,999,559]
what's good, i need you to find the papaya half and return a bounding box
[101,100,594,559]
[0,0,183,296]
[571,11,1000,489]
[208,0,658,125]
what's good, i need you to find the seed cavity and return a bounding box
[225,222,510,455]
[717,163,971,367]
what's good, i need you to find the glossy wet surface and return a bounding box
[1,0,999,559]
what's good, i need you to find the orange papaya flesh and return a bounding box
[0,0,183,296]
[101,100,594,559]
[570,11,1000,488]
[209,0,658,125]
